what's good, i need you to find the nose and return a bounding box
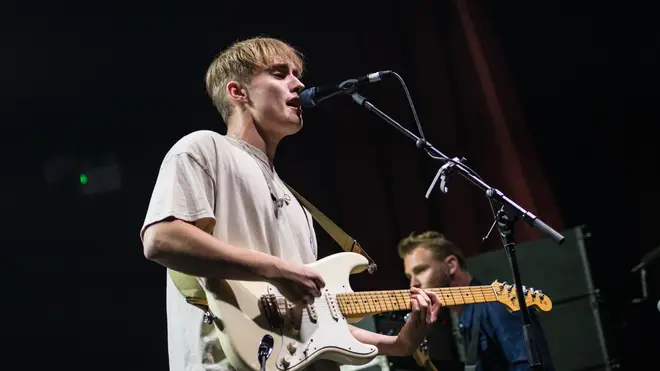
[410,276,421,288]
[292,76,305,94]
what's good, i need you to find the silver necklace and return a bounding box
[226,136,291,218]
[226,135,316,257]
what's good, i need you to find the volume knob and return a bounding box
[287,342,297,354]
[281,355,291,368]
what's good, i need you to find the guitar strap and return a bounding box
[464,305,483,371]
[167,183,377,313]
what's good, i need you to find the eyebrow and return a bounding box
[412,264,428,275]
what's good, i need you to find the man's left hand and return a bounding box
[396,287,441,354]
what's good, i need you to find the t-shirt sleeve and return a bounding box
[140,132,218,240]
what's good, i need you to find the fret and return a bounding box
[335,285,498,318]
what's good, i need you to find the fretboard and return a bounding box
[336,286,497,318]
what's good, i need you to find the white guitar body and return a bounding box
[203,252,378,371]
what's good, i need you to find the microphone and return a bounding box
[631,245,660,273]
[300,70,391,109]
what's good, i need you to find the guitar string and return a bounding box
[267,286,540,323]
[275,295,510,325]
[272,289,503,306]
[272,300,536,323]
[271,287,533,304]
[270,287,503,306]
[271,289,541,328]
[270,292,506,313]
[271,295,502,310]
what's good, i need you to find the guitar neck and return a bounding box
[336,286,496,318]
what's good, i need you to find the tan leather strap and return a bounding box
[284,183,377,273]
[168,269,209,310]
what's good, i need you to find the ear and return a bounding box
[226,81,248,103]
[445,255,458,275]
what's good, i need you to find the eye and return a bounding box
[413,266,428,275]
[271,70,287,79]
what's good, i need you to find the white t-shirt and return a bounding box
[140,130,327,371]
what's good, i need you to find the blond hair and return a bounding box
[397,231,467,269]
[204,36,305,122]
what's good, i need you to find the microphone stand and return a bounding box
[350,91,565,371]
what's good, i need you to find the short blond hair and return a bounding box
[205,36,305,122]
[397,231,467,269]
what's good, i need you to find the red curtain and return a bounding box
[283,0,565,291]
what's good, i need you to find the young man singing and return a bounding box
[140,36,441,371]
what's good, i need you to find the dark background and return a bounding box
[3,0,657,370]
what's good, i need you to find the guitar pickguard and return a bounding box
[271,283,377,370]
[204,253,379,371]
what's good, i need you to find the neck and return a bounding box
[227,117,280,164]
[451,270,473,288]
[449,270,473,313]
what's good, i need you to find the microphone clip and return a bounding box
[337,79,363,94]
[299,70,391,109]
[425,157,465,198]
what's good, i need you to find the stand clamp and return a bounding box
[425,157,465,198]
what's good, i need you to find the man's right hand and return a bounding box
[269,259,325,306]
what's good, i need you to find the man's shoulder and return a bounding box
[169,130,227,154]
[155,130,237,176]
[161,130,235,163]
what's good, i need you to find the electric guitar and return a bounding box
[199,252,552,371]
[412,337,438,371]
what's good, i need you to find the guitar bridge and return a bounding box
[259,294,282,329]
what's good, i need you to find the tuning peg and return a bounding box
[537,290,544,299]
[508,284,514,292]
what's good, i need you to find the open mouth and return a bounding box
[286,97,301,111]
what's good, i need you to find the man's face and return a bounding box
[244,60,304,138]
[403,247,455,289]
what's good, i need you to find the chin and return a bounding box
[284,123,303,136]
[281,117,303,135]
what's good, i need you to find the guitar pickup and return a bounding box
[324,288,340,321]
[306,303,318,322]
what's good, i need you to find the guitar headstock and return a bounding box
[491,280,553,313]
